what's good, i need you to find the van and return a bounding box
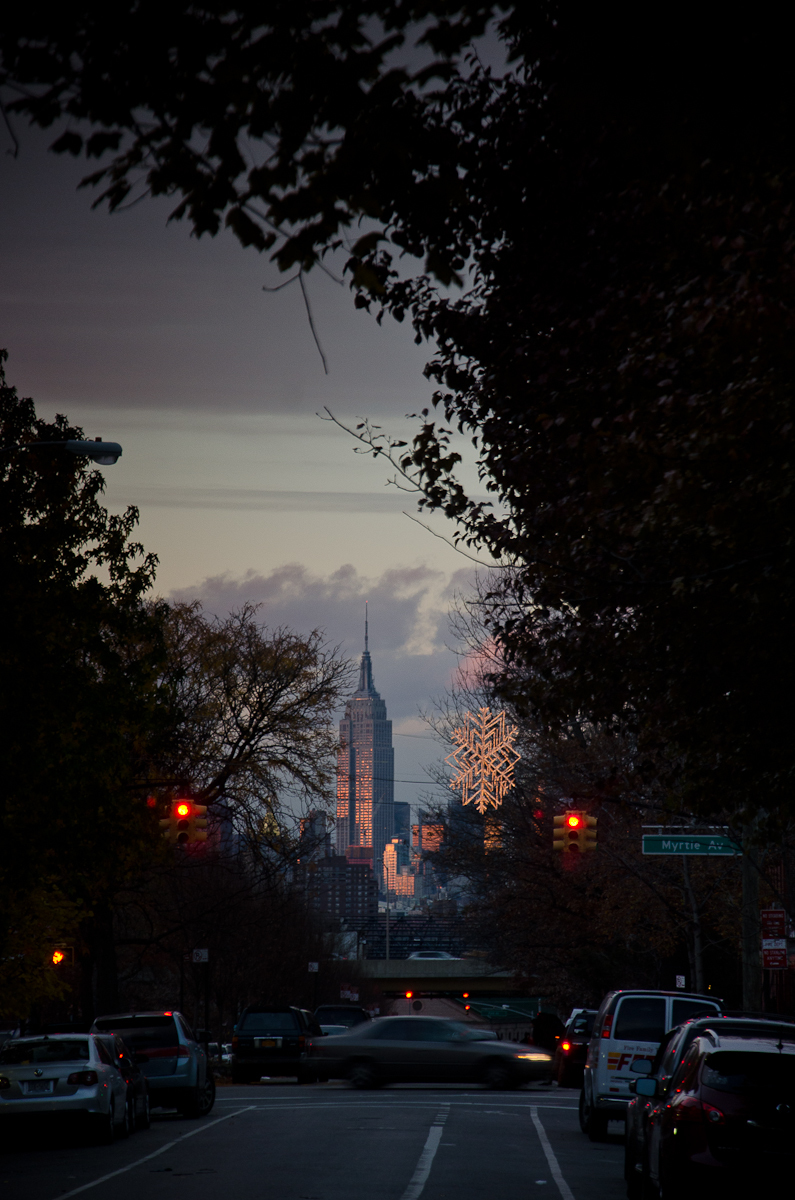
[580,989,721,1139]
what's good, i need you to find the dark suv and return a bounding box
[553,1009,597,1087]
[625,1016,795,1197]
[231,1007,323,1083]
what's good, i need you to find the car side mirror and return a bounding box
[630,1059,653,1075]
[635,1077,658,1098]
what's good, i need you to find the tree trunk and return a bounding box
[741,843,762,1012]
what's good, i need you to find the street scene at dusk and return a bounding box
[1,6,794,1199]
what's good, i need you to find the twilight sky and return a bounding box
[1,124,492,812]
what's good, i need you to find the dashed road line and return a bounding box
[530,1106,576,1200]
[399,1104,450,1200]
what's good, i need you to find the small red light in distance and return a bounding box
[163,1011,172,1016]
[561,1041,571,1052]
[405,991,413,999]
[566,815,581,828]
[51,949,65,966]
[463,992,469,999]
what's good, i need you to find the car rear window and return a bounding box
[93,1016,179,1053]
[0,1039,89,1064]
[613,998,666,1042]
[703,1051,795,1093]
[239,1012,299,1033]
[672,999,720,1026]
[570,1012,596,1036]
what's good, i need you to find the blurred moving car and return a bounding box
[309,1015,552,1088]
[0,1033,129,1142]
[639,1024,795,1193]
[580,989,722,1140]
[624,1014,795,1198]
[314,1005,372,1029]
[91,1011,214,1117]
[553,1009,597,1087]
[231,1006,323,1083]
[93,1032,151,1131]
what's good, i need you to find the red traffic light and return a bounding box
[52,949,65,966]
[405,991,413,999]
[566,814,582,828]
[175,801,192,818]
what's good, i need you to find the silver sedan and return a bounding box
[0,1033,130,1141]
[309,1015,552,1088]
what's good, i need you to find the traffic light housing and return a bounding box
[50,946,74,966]
[160,800,209,845]
[553,811,597,853]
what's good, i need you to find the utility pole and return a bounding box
[385,898,390,961]
[741,831,762,1011]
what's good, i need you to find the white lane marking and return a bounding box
[530,1107,575,1200]
[53,1107,256,1200]
[399,1105,450,1200]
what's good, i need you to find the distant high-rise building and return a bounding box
[393,801,411,843]
[336,609,394,889]
[384,836,414,897]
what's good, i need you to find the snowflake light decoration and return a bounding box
[446,707,520,814]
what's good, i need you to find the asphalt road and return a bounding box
[0,1083,627,1200]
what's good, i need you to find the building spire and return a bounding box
[365,601,369,653]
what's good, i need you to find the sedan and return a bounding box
[309,1015,552,1088]
[0,1033,129,1142]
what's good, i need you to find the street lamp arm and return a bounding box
[0,438,123,465]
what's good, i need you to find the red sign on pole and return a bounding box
[761,908,787,939]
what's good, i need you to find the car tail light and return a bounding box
[601,1014,613,1039]
[702,1102,725,1125]
[67,1070,99,1085]
[561,1042,571,1053]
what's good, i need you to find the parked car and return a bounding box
[407,951,458,960]
[0,1033,130,1142]
[93,1032,151,1131]
[308,1015,553,1088]
[639,1025,795,1193]
[91,1011,214,1118]
[231,1006,323,1083]
[553,1009,597,1087]
[580,989,722,1140]
[314,1005,372,1029]
[624,1015,795,1198]
[319,1025,349,1037]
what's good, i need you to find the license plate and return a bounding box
[25,1080,54,1094]
[254,1038,280,1048]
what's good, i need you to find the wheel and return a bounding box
[94,1100,116,1145]
[579,1088,609,1141]
[484,1061,517,1090]
[136,1087,151,1130]
[348,1060,380,1089]
[182,1073,216,1118]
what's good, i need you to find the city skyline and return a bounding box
[335,609,395,889]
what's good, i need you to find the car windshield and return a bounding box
[93,1017,178,1052]
[0,1039,90,1064]
[570,1013,596,1036]
[239,1013,298,1033]
[703,1051,795,1093]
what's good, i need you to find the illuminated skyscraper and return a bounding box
[336,611,394,889]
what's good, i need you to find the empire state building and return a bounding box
[336,614,394,888]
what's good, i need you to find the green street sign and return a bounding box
[642,834,740,856]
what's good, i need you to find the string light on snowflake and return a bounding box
[446,707,520,814]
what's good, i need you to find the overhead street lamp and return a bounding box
[0,437,123,465]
